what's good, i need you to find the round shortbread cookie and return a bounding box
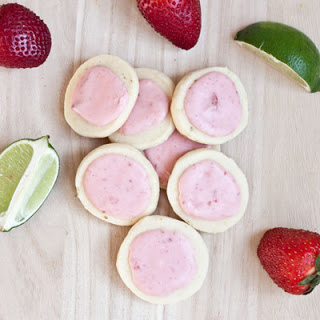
[144,130,220,189]
[167,149,249,233]
[116,215,209,304]
[171,67,248,145]
[109,68,175,150]
[75,143,159,226]
[64,55,139,138]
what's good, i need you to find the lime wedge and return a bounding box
[0,136,60,232]
[235,22,320,93]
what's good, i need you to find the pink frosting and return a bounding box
[144,130,206,187]
[118,79,169,135]
[83,154,151,219]
[129,229,197,296]
[71,66,128,126]
[178,160,241,220]
[184,72,242,137]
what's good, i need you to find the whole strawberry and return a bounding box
[257,228,320,295]
[0,3,51,68]
[137,0,201,50]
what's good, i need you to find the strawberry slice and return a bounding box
[0,3,51,68]
[137,0,201,50]
[257,228,320,295]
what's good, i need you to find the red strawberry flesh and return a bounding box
[257,228,320,295]
[137,0,201,50]
[0,3,51,68]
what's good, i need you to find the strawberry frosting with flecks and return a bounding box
[118,79,169,135]
[184,72,242,137]
[129,229,197,296]
[83,154,150,219]
[178,159,241,220]
[71,66,128,126]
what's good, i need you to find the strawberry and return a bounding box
[0,3,51,68]
[257,228,320,295]
[137,0,201,50]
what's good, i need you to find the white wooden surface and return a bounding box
[1,0,320,319]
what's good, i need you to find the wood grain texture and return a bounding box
[1,0,320,319]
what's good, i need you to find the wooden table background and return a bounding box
[1,0,320,319]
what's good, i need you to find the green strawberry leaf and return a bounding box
[310,276,320,288]
[302,271,320,295]
[299,274,317,285]
[315,255,320,272]
[303,286,315,295]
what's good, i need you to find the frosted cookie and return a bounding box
[64,55,139,138]
[144,130,220,189]
[75,143,159,226]
[167,149,249,233]
[109,68,175,150]
[171,67,248,145]
[116,215,209,304]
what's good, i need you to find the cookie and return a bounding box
[167,149,249,233]
[116,215,209,304]
[144,130,220,189]
[75,143,159,226]
[109,68,175,149]
[64,55,139,137]
[171,67,248,145]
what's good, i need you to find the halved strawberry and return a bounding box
[137,0,201,50]
[0,3,51,68]
[257,228,320,295]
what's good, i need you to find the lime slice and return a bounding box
[235,22,320,93]
[0,136,60,232]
